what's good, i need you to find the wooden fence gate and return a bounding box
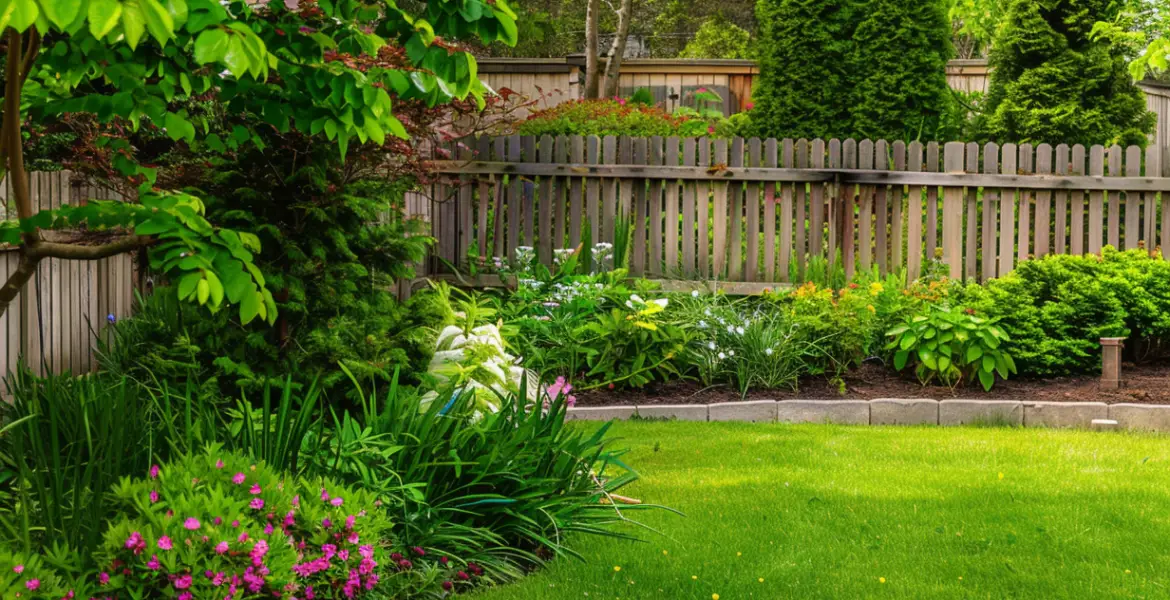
[416,136,1170,291]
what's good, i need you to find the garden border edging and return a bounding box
[565,399,1170,431]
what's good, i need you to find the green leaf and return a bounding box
[205,270,224,308]
[965,344,983,363]
[164,112,196,142]
[222,35,251,77]
[978,368,994,391]
[122,0,147,48]
[494,10,517,45]
[982,354,996,373]
[240,289,261,323]
[6,0,37,32]
[193,27,229,64]
[196,278,210,304]
[937,354,951,373]
[899,334,916,351]
[140,0,175,45]
[177,271,202,299]
[918,348,936,370]
[893,349,909,371]
[41,0,81,29]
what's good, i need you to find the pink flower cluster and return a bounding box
[545,376,577,408]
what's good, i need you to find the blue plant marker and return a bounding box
[439,388,462,416]
[106,313,117,324]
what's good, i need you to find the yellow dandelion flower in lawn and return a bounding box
[958,577,963,581]
[662,550,668,555]
[998,472,1004,480]
[1126,570,1132,574]
[758,578,765,583]
[613,566,621,573]
[736,552,742,557]
[712,594,720,600]
[692,576,698,581]
[879,577,887,584]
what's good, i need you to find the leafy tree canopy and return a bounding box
[0,0,517,324]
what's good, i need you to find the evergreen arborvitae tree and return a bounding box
[983,0,1155,146]
[751,0,860,139]
[847,0,953,141]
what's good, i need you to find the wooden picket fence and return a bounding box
[418,135,1170,290]
[0,171,138,379]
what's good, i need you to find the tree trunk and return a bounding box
[583,0,601,99]
[601,0,634,99]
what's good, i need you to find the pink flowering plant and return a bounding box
[97,445,394,599]
[0,550,85,600]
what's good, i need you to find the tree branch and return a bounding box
[27,235,150,260]
[601,0,633,98]
[19,29,39,85]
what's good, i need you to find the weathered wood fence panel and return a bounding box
[416,136,1170,290]
[0,171,138,379]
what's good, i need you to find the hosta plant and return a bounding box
[886,305,1016,391]
[576,294,687,388]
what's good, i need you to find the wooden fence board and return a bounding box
[1107,144,1122,249]
[697,139,711,278]
[842,138,857,278]
[537,135,554,265]
[1088,145,1105,255]
[1016,144,1033,263]
[745,138,762,281]
[682,138,697,276]
[475,136,491,260]
[875,140,890,275]
[981,143,999,281]
[631,137,648,275]
[795,139,809,277]
[779,139,794,280]
[907,141,924,280]
[568,135,584,249]
[942,142,965,279]
[1125,144,1141,250]
[827,139,840,261]
[664,136,681,275]
[506,135,522,261]
[1034,144,1052,258]
[647,136,664,276]
[926,142,940,257]
[728,137,745,280]
[891,141,906,273]
[810,139,826,262]
[964,141,980,279]
[602,136,618,243]
[1054,144,1069,255]
[763,138,779,281]
[521,136,537,248]
[1070,144,1086,256]
[587,136,601,243]
[858,140,874,273]
[712,138,730,277]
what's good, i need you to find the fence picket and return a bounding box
[795,139,809,277]
[926,142,940,256]
[942,142,965,279]
[602,136,618,243]
[746,138,762,281]
[632,137,648,275]
[537,135,555,265]
[682,138,697,276]
[981,143,999,281]
[891,141,906,273]
[826,139,839,263]
[475,136,491,260]
[728,137,745,280]
[780,139,795,281]
[506,135,522,260]
[810,138,826,262]
[1088,145,1105,254]
[1016,144,1033,263]
[712,138,730,278]
[647,136,664,276]
[1069,145,1086,255]
[1107,144,1122,248]
[1125,145,1141,250]
[587,136,601,244]
[665,136,681,275]
[763,138,779,281]
[697,138,711,278]
[858,140,874,274]
[875,139,890,275]
[1054,144,1069,255]
[964,141,980,279]
[521,136,537,248]
[841,138,857,278]
[1034,144,1052,258]
[907,141,924,280]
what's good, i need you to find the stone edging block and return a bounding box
[777,400,869,425]
[1023,402,1108,428]
[939,400,1023,426]
[635,404,710,421]
[565,406,636,421]
[870,398,939,425]
[1108,404,1170,431]
[708,400,778,422]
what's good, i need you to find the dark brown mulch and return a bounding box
[574,362,1170,406]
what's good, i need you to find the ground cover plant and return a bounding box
[471,420,1170,600]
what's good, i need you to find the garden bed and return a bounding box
[575,362,1170,406]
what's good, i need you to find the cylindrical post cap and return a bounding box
[1100,337,1125,347]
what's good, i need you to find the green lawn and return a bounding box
[473,421,1170,600]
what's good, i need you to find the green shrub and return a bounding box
[751,0,860,139]
[516,100,690,138]
[959,253,1131,377]
[982,0,1155,146]
[886,304,1016,390]
[678,13,754,59]
[847,0,953,141]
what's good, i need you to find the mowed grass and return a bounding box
[473,421,1170,600]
